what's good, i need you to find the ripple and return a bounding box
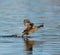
[56,25,60,29]
[41,34,60,36]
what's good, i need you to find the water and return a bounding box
[0,0,60,55]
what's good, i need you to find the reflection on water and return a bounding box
[0,0,60,55]
[0,37,60,55]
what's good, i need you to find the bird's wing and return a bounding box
[24,19,32,28]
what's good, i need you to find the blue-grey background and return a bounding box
[0,0,60,55]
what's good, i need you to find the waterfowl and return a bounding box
[22,19,44,37]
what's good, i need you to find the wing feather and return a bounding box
[24,19,32,29]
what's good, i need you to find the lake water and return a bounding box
[0,0,60,55]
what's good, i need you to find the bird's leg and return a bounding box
[21,33,29,42]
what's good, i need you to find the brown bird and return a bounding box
[22,19,44,37]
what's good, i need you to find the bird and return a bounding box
[21,19,44,38]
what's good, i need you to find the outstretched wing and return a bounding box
[24,19,33,28]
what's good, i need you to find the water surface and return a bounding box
[0,0,60,55]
